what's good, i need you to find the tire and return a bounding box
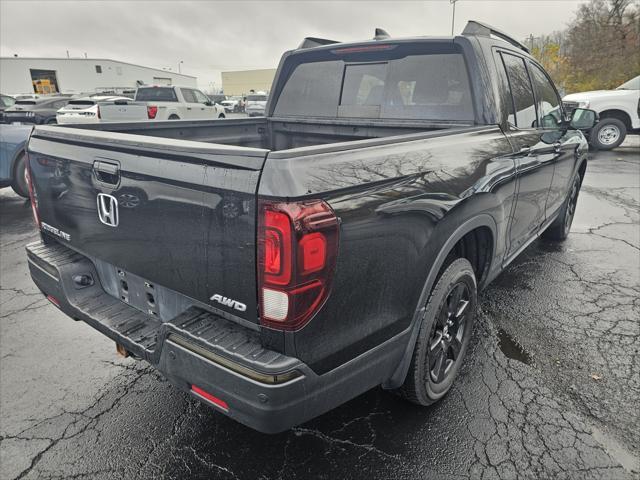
[542,173,582,241]
[395,258,477,406]
[218,113,225,119]
[168,114,180,120]
[46,118,57,124]
[590,118,626,150]
[11,153,29,198]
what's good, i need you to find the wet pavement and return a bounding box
[1,138,638,479]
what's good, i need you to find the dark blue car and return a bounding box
[0,124,32,198]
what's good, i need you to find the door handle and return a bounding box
[186,107,192,111]
[93,160,120,185]
[519,146,531,155]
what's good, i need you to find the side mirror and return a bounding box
[569,108,598,130]
[205,101,213,106]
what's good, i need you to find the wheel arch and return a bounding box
[382,213,497,389]
[599,109,632,130]
[10,146,26,176]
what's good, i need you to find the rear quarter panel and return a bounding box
[260,127,517,372]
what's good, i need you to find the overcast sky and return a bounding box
[1,0,587,90]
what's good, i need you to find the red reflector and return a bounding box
[46,295,60,307]
[299,232,326,274]
[191,385,229,411]
[147,105,158,119]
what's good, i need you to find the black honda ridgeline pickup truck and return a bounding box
[26,22,596,433]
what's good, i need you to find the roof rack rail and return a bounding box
[462,20,530,53]
[298,37,341,49]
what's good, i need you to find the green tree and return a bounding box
[531,0,639,94]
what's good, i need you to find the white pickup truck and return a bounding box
[99,86,226,122]
[563,75,639,150]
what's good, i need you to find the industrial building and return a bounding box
[221,68,276,96]
[0,57,197,95]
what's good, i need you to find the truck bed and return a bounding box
[60,116,466,152]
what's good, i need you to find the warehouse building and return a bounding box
[0,57,197,95]
[221,69,276,96]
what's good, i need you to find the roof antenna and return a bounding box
[374,28,390,40]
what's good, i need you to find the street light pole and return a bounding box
[450,0,458,35]
[178,60,184,74]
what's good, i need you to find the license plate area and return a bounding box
[116,268,158,317]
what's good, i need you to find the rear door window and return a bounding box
[500,53,537,129]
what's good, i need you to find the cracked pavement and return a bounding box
[1,138,638,479]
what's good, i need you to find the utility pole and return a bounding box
[450,0,459,35]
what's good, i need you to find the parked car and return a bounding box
[1,94,16,123]
[220,99,237,113]
[10,93,42,100]
[245,92,268,116]
[0,124,31,197]
[56,96,132,124]
[4,96,71,125]
[98,86,226,122]
[25,21,596,434]
[207,94,227,105]
[563,75,640,150]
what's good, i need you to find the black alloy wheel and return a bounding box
[542,173,582,241]
[428,282,471,384]
[562,176,580,237]
[395,257,477,406]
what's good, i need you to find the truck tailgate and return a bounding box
[27,126,268,324]
[98,101,148,122]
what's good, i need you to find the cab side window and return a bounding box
[180,88,197,103]
[500,53,537,129]
[193,90,210,104]
[529,63,563,129]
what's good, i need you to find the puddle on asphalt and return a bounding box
[497,329,533,365]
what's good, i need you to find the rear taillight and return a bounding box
[25,153,41,229]
[147,105,158,119]
[258,199,339,330]
[96,105,101,119]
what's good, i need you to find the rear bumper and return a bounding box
[26,239,405,433]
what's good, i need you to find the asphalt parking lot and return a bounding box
[1,138,638,480]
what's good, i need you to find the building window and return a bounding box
[95,65,102,74]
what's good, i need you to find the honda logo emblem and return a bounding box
[97,193,119,227]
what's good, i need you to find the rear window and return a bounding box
[135,88,178,102]
[273,51,474,121]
